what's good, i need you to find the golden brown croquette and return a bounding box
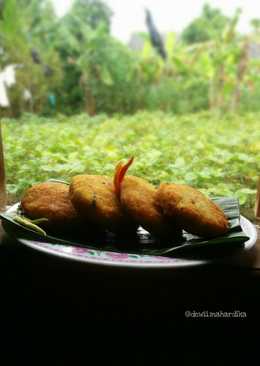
[114,158,181,238]
[156,183,229,238]
[119,175,181,237]
[70,175,137,233]
[21,182,79,230]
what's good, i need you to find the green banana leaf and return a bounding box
[0,197,249,258]
[145,197,249,257]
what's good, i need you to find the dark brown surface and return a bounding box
[0,222,260,364]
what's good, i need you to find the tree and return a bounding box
[251,18,260,37]
[71,0,112,32]
[0,0,62,116]
[52,0,113,114]
[181,3,230,44]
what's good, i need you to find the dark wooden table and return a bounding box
[1,222,260,365]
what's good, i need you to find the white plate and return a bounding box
[1,204,257,269]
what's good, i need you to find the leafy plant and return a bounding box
[2,111,259,212]
[0,0,62,116]
[181,3,230,44]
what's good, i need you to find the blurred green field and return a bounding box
[2,111,260,211]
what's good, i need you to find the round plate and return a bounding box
[1,204,257,269]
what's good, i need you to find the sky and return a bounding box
[52,0,258,43]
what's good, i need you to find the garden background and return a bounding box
[0,0,259,219]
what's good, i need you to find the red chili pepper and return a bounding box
[114,157,134,198]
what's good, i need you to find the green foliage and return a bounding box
[71,0,112,31]
[77,25,141,114]
[251,18,260,35]
[141,76,209,113]
[52,0,114,115]
[0,0,62,116]
[1,0,260,116]
[181,3,230,44]
[52,0,143,115]
[2,112,259,209]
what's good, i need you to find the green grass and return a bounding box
[2,111,260,211]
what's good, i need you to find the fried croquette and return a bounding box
[156,183,229,238]
[114,158,181,238]
[21,182,79,230]
[70,175,137,233]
